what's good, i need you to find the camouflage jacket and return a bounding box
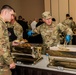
[0,16,14,72]
[7,21,23,40]
[62,19,75,30]
[33,23,73,47]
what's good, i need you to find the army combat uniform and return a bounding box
[33,23,73,53]
[62,18,75,31]
[7,21,23,42]
[0,16,15,75]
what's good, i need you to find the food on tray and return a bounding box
[14,40,20,43]
[19,43,31,48]
[58,46,69,51]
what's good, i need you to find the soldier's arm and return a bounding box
[57,23,73,35]
[65,25,73,35]
[0,23,15,67]
[14,21,23,39]
[33,24,42,34]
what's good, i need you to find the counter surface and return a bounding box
[16,54,76,74]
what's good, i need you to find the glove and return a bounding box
[27,30,34,36]
[65,35,71,43]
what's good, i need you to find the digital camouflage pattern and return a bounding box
[33,23,73,47]
[7,21,23,40]
[0,16,14,75]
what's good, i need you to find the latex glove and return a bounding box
[27,30,34,36]
[65,35,71,43]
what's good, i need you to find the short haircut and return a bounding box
[52,18,56,21]
[66,14,70,17]
[0,5,15,13]
[69,17,73,20]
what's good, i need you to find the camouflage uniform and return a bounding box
[7,21,23,40]
[62,19,75,30]
[33,23,73,47]
[0,16,15,75]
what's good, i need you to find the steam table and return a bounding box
[12,54,76,75]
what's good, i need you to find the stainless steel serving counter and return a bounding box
[12,45,76,75]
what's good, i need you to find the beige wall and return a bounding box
[44,0,51,12]
[0,0,76,23]
[49,0,69,23]
[59,0,68,22]
[51,0,59,23]
[20,0,44,21]
[69,0,76,23]
[44,0,76,23]
[0,0,21,17]
[0,0,44,21]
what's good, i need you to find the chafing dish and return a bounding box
[46,45,76,69]
[11,43,43,65]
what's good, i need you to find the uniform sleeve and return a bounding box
[57,23,73,35]
[14,21,23,40]
[0,22,14,65]
[62,20,66,25]
[71,21,75,30]
[33,25,42,34]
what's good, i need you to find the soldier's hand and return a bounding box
[12,40,20,46]
[10,62,16,69]
[65,35,71,43]
[27,30,34,36]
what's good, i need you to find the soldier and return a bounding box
[62,14,75,30]
[27,11,73,54]
[69,17,76,31]
[52,18,56,25]
[62,14,70,25]
[7,13,23,42]
[0,5,16,75]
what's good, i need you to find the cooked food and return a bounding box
[14,40,20,43]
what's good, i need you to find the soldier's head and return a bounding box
[69,17,73,20]
[0,5,15,22]
[66,14,70,19]
[18,15,22,20]
[42,11,52,25]
[52,18,56,22]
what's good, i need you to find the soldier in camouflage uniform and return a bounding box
[62,14,75,30]
[62,14,70,25]
[28,12,73,54]
[62,14,75,44]
[33,12,72,46]
[0,5,16,75]
[69,17,76,31]
[7,13,23,42]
